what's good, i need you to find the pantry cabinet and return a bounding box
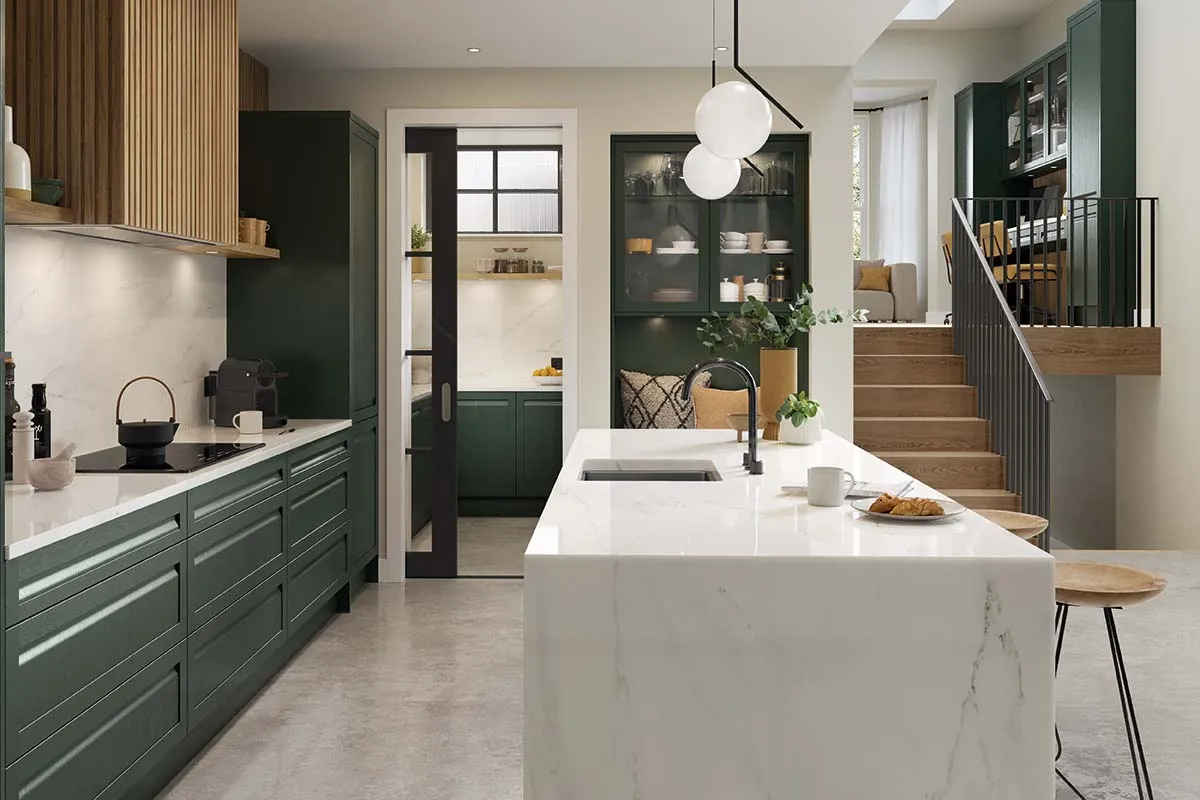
[457,391,564,514]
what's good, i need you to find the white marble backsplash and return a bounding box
[412,279,562,388]
[4,229,226,455]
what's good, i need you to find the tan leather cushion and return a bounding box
[691,386,761,430]
[856,265,892,292]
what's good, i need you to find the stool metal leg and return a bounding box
[1104,608,1154,800]
[1055,604,1088,800]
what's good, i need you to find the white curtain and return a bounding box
[877,99,928,311]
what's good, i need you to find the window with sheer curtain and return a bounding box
[457,147,562,233]
[852,119,869,259]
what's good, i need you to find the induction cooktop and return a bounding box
[75,442,266,474]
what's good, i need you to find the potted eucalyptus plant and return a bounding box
[411,224,432,275]
[776,391,824,445]
[697,285,863,439]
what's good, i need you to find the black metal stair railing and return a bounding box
[958,196,1158,328]
[951,199,1052,540]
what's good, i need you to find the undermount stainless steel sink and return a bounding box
[578,459,723,482]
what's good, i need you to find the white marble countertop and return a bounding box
[4,419,351,559]
[527,428,1051,560]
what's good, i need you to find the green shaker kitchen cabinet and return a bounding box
[954,83,1006,200]
[457,393,519,498]
[517,394,564,498]
[350,417,379,569]
[234,111,380,422]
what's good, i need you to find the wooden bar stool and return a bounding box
[1054,561,1166,800]
[975,509,1048,541]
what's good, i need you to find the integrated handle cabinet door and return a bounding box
[287,460,351,559]
[349,121,380,421]
[5,496,186,626]
[188,456,286,533]
[5,542,187,763]
[4,642,187,800]
[187,568,285,730]
[456,393,518,498]
[349,418,379,568]
[187,495,286,631]
[287,522,349,634]
[287,432,350,484]
[517,394,565,498]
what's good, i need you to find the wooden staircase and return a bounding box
[853,326,1021,511]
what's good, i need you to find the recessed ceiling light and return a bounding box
[715,46,728,52]
[467,47,481,53]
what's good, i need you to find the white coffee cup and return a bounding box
[766,239,789,249]
[672,240,696,250]
[807,466,856,507]
[232,410,264,434]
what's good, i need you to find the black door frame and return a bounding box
[405,127,459,578]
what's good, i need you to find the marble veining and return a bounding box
[525,429,1055,799]
[4,229,226,455]
[412,279,561,389]
[4,419,350,558]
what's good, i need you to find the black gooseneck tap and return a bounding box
[681,357,763,475]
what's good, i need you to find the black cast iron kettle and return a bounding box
[115,376,180,460]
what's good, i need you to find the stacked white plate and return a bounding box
[656,247,699,255]
[720,248,750,254]
[651,288,697,302]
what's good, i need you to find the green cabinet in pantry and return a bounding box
[457,391,564,513]
[234,111,380,422]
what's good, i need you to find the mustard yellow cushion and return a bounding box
[856,265,892,292]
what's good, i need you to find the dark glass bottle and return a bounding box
[31,383,51,460]
[4,358,18,480]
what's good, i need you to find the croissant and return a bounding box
[869,493,901,513]
[890,498,945,517]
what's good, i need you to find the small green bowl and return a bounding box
[31,178,65,206]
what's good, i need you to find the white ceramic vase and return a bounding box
[4,105,31,201]
[778,407,824,445]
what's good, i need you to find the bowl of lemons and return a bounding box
[532,365,563,385]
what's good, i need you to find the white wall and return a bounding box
[271,67,856,435]
[1047,376,1116,549]
[855,30,1021,316]
[4,230,226,455]
[1017,0,1087,66]
[1114,0,1200,549]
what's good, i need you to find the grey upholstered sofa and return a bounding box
[853,260,918,323]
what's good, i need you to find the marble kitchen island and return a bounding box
[525,429,1055,799]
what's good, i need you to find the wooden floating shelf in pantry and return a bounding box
[175,241,281,259]
[412,272,562,282]
[4,196,75,225]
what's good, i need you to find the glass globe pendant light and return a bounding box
[682,143,740,200]
[695,80,772,160]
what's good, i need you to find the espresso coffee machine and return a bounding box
[206,358,289,428]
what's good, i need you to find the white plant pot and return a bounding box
[778,409,823,445]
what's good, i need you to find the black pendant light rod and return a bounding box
[732,0,805,131]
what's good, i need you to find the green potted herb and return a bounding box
[697,286,863,439]
[775,391,824,445]
[411,224,432,274]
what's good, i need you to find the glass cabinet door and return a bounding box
[711,146,805,311]
[1023,66,1048,167]
[1005,82,1023,172]
[614,144,708,313]
[1048,53,1068,160]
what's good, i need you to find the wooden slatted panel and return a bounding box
[5,0,236,242]
[239,50,269,111]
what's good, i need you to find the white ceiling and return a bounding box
[239,0,912,69]
[890,0,1057,29]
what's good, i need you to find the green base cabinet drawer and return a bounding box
[457,393,518,497]
[288,431,350,484]
[5,641,186,800]
[5,496,185,625]
[288,460,350,558]
[188,568,285,729]
[287,522,348,634]
[188,455,286,533]
[5,542,186,763]
[188,495,286,631]
[517,393,564,498]
[350,417,379,566]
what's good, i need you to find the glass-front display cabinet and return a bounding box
[611,134,808,316]
[1005,45,1068,176]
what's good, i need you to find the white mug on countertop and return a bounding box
[232,410,264,435]
[807,466,856,507]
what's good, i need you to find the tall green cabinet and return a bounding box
[233,111,381,578]
[954,83,1006,200]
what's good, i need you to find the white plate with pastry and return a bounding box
[851,495,967,522]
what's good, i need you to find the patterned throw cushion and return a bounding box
[619,369,712,429]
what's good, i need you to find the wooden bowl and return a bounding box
[626,238,653,254]
[974,509,1048,540]
[726,413,767,443]
[28,458,76,491]
[1055,561,1166,608]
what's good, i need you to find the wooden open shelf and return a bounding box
[176,241,281,259]
[413,271,562,282]
[4,196,75,224]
